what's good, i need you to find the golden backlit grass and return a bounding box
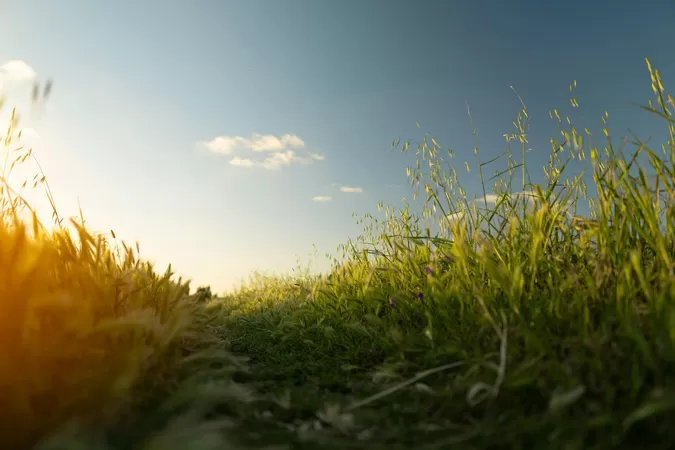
[0,214,199,448]
[0,87,240,449]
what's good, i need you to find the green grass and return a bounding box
[3,58,675,449]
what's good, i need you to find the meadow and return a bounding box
[1,58,674,449]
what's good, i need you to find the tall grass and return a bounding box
[217,59,675,448]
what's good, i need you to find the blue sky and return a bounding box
[1,0,674,293]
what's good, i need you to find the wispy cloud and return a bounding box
[312,196,332,202]
[200,133,305,155]
[202,136,240,155]
[477,191,537,207]
[0,60,37,95]
[199,132,325,170]
[229,157,255,168]
[249,133,305,152]
[483,194,500,204]
[262,150,301,169]
[446,211,465,223]
[260,149,323,170]
[340,186,363,193]
[0,60,36,82]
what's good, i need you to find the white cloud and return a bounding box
[202,136,241,155]
[446,211,465,223]
[476,191,535,207]
[261,149,325,170]
[229,157,255,167]
[262,150,300,169]
[249,134,286,152]
[313,196,332,202]
[0,60,37,96]
[277,134,305,149]
[340,186,363,193]
[200,132,322,170]
[0,60,36,82]
[200,133,306,155]
[483,194,500,204]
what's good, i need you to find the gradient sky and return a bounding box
[1,0,674,293]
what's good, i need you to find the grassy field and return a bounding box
[1,58,675,449]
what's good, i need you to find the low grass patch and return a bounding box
[1,58,675,449]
